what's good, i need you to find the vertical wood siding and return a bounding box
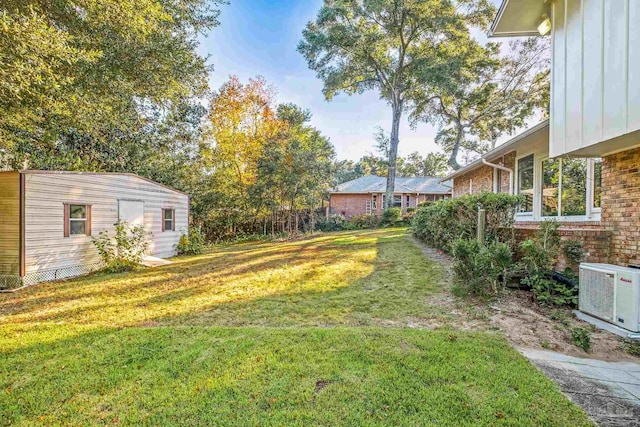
[23,173,188,275]
[0,172,19,275]
[551,0,640,157]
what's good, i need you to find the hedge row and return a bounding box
[411,192,523,253]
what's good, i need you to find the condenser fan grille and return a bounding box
[579,268,615,321]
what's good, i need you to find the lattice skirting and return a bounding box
[0,262,104,290]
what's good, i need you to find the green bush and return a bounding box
[381,207,402,225]
[411,192,523,253]
[92,220,149,273]
[519,221,577,307]
[343,214,379,230]
[177,226,206,255]
[316,214,346,232]
[562,240,585,268]
[451,238,513,297]
[570,327,591,352]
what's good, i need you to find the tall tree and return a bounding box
[299,0,493,207]
[0,0,221,153]
[412,37,550,169]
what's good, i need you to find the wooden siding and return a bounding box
[0,172,19,275]
[550,0,640,157]
[23,173,188,275]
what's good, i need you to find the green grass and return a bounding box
[0,229,592,426]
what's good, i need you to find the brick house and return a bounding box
[443,0,640,268]
[329,175,451,218]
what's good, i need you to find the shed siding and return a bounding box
[550,0,640,157]
[0,172,20,275]
[23,173,188,275]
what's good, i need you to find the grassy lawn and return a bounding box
[0,228,591,426]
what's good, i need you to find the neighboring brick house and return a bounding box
[481,0,640,269]
[329,175,451,218]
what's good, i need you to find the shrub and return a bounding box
[519,221,577,307]
[381,207,402,225]
[411,192,523,253]
[570,327,591,352]
[93,220,149,273]
[343,214,379,230]
[562,240,585,268]
[316,214,345,232]
[177,226,206,255]
[451,238,513,297]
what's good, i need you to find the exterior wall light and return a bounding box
[537,15,552,36]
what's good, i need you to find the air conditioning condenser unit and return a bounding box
[579,263,640,333]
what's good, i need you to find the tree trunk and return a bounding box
[447,124,463,170]
[385,98,403,208]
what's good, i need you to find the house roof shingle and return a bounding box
[332,175,452,194]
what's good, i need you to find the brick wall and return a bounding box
[514,221,611,270]
[329,194,375,218]
[452,152,515,196]
[330,193,446,218]
[601,146,640,266]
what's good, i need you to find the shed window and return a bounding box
[392,195,402,208]
[162,209,175,232]
[406,195,410,207]
[64,204,91,237]
[517,154,534,213]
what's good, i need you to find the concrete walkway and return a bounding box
[520,348,640,427]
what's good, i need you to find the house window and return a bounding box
[494,168,503,193]
[64,204,91,237]
[541,159,560,217]
[540,158,589,218]
[517,154,534,212]
[372,195,377,209]
[406,195,410,207]
[162,209,175,232]
[393,195,402,208]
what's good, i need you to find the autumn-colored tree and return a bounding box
[202,77,335,239]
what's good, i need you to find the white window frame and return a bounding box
[531,156,601,222]
[515,152,535,219]
[372,194,377,210]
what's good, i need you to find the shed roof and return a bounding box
[0,170,188,196]
[332,175,452,194]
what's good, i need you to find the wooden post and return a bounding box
[477,208,486,245]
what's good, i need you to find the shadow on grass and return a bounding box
[1,229,445,329]
[0,327,592,426]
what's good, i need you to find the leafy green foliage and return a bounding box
[570,327,592,352]
[201,78,335,241]
[411,192,522,253]
[299,0,494,206]
[413,37,550,169]
[343,214,380,230]
[519,221,577,307]
[562,240,585,268]
[177,226,206,256]
[382,207,402,225]
[451,238,512,297]
[92,221,149,273]
[1,0,221,153]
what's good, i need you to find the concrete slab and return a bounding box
[519,348,640,426]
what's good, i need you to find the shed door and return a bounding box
[118,200,145,227]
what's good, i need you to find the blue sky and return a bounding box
[198,0,501,161]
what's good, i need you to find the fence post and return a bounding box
[477,208,486,245]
